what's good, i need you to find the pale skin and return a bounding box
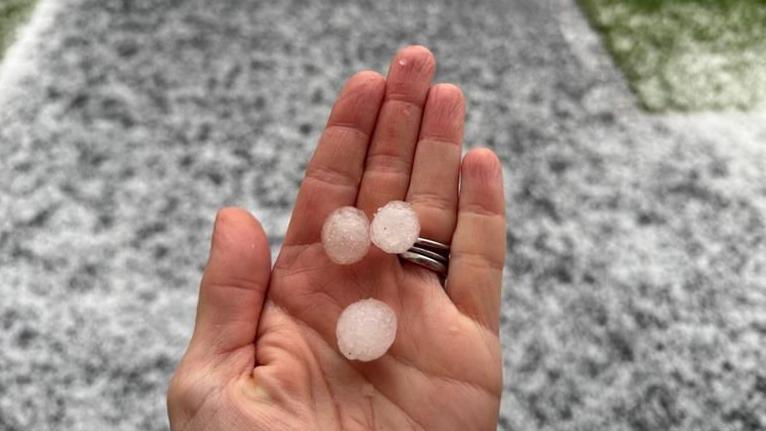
[167,45,507,431]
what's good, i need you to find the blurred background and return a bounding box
[1,0,765,429]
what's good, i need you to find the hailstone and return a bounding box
[321,207,371,264]
[336,298,397,361]
[370,200,420,254]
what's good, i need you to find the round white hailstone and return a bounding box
[321,207,371,264]
[370,200,420,254]
[336,298,397,362]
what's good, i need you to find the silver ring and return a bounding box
[408,246,448,264]
[398,238,450,277]
[399,251,448,275]
[414,238,450,255]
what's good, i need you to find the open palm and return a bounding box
[168,46,506,431]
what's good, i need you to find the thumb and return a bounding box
[186,207,272,360]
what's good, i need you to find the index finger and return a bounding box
[283,71,386,246]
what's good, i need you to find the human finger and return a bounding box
[447,149,506,332]
[284,71,386,246]
[356,45,435,216]
[405,83,464,245]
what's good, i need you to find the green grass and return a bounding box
[580,0,766,112]
[0,0,37,59]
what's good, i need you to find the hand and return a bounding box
[167,45,506,431]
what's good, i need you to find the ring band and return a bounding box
[413,238,450,254]
[399,251,448,275]
[398,237,450,277]
[408,246,448,264]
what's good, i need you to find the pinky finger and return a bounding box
[447,148,506,333]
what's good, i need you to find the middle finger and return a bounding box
[356,45,436,216]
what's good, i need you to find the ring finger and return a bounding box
[405,83,464,245]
